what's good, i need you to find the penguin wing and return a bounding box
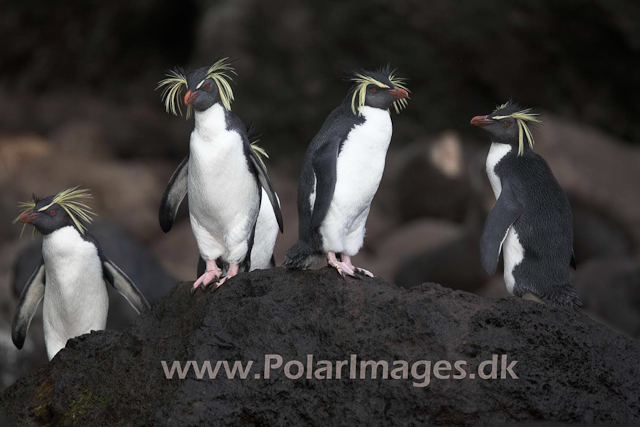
[309,139,339,230]
[103,258,151,315]
[480,186,523,275]
[248,148,284,233]
[159,154,189,233]
[12,260,46,350]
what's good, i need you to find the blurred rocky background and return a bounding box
[1,0,639,391]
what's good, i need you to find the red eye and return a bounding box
[204,84,211,90]
[369,87,377,93]
[50,209,56,216]
[503,121,511,127]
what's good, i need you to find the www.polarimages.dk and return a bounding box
[162,354,517,388]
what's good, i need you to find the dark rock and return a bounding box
[573,258,640,338]
[394,234,490,293]
[390,136,476,223]
[12,220,176,330]
[2,268,639,426]
[369,218,463,280]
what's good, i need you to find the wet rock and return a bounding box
[2,268,639,426]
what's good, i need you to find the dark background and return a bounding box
[1,0,639,390]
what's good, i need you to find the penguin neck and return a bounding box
[486,142,514,198]
[42,225,89,260]
[194,103,228,140]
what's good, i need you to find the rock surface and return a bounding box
[1,268,639,426]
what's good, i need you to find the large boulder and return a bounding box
[1,268,639,426]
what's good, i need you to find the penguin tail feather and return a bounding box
[283,240,321,269]
[543,283,583,308]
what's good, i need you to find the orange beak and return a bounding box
[388,87,409,99]
[470,115,494,127]
[19,210,40,223]
[184,90,198,105]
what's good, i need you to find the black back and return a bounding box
[494,148,573,297]
[296,98,365,250]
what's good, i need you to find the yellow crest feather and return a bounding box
[13,186,96,236]
[157,68,192,119]
[250,141,270,170]
[202,57,237,111]
[157,58,237,119]
[349,69,409,115]
[492,105,541,156]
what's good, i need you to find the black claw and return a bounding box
[191,286,198,295]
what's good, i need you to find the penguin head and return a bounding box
[14,187,95,237]
[19,199,74,235]
[471,100,542,155]
[183,66,225,112]
[158,58,236,119]
[348,66,410,115]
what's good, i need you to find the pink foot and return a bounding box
[212,263,239,289]
[192,260,222,293]
[327,252,356,278]
[342,255,375,278]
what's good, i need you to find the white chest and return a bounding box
[486,142,512,199]
[188,105,258,223]
[333,107,392,206]
[41,226,108,354]
[187,106,259,258]
[42,227,105,296]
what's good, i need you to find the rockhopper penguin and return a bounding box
[157,58,283,291]
[11,187,150,359]
[283,66,409,277]
[471,101,581,306]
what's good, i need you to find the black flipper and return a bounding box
[480,186,523,275]
[12,260,45,350]
[159,155,189,233]
[570,251,577,270]
[247,149,284,233]
[103,258,151,314]
[283,136,340,269]
[309,141,339,230]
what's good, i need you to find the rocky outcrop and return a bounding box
[1,268,639,426]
